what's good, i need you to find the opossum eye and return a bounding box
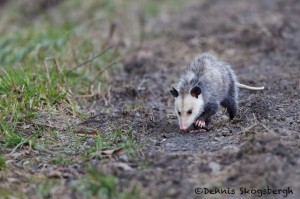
[187,110,192,114]
[178,111,181,115]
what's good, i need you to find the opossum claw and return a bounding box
[195,118,205,128]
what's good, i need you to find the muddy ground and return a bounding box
[82,0,300,198]
[2,0,300,198]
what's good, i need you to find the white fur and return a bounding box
[174,93,204,130]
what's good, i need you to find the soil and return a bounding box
[81,0,300,198]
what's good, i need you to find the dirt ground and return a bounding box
[81,0,300,198]
[2,0,300,198]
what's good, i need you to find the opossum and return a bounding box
[170,53,264,132]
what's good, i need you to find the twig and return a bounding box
[97,82,101,97]
[44,57,61,75]
[107,86,112,105]
[237,123,258,135]
[251,113,276,134]
[237,114,259,134]
[252,113,258,123]
[260,124,276,134]
[101,22,117,50]
[74,93,95,99]
[89,59,120,86]
[102,86,112,106]
[9,140,27,155]
[53,58,61,75]
[33,121,63,130]
[67,45,113,73]
[8,103,17,124]
[137,8,145,45]
[44,61,51,86]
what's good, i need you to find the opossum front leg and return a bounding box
[195,117,206,128]
[195,102,219,128]
[192,117,207,133]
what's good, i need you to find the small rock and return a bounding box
[7,178,19,183]
[209,162,221,175]
[113,162,133,171]
[286,117,293,124]
[222,145,239,153]
[165,142,176,148]
[135,112,141,117]
[167,188,178,196]
[23,160,30,165]
[119,154,129,162]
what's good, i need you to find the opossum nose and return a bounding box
[180,125,188,131]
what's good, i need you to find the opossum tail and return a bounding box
[237,83,264,90]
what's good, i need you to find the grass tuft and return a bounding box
[94,129,140,157]
[0,155,6,169]
[79,167,145,199]
[0,65,71,144]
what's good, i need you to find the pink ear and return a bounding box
[190,86,201,98]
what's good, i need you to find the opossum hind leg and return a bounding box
[221,98,237,119]
[221,85,238,120]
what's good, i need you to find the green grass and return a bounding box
[49,154,75,165]
[0,66,68,121]
[34,180,60,199]
[0,65,71,146]
[0,28,70,65]
[79,167,145,199]
[1,122,22,148]
[80,168,119,198]
[0,43,118,146]
[0,25,120,146]
[0,155,6,169]
[77,128,141,160]
[28,168,145,199]
[0,189,19,199]
[95,129,139,155]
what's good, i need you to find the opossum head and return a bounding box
[170,86,204,131]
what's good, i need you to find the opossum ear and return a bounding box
[170,87,179,97]
[190,86,201,98]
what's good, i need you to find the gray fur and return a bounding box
[174,53,239,129]
[178,53,238,104]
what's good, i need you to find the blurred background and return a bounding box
[0,0,183,65]
[0,0,184,130]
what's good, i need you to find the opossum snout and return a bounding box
[180,125,188,131]
[179,117,196,131]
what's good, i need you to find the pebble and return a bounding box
[209,162,221,175]
[165,142,176,148]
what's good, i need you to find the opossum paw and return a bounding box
[195,119,206,128]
